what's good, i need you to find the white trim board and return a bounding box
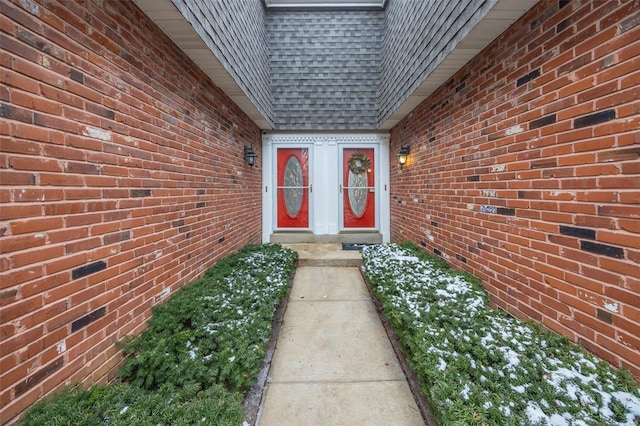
[262,133,390,243]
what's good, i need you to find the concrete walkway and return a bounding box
[257,244,424,425]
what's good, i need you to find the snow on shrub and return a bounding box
[363,243,640,425]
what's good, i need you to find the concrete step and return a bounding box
[283,243,364,267]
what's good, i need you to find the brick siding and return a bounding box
[390,0,640,378]
[0,0,262,422]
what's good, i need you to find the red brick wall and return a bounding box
[390,0,639,378]
[0,0,263,422]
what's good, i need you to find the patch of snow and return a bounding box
[460,384,471,400]
[612,391,640,424]
[525,402,547,424]
[499,405,511,416]
[481,333,494,345]
[394,255,419,262]
[548,413,570,425]
[498,346,520,370]
[511,385,526,394]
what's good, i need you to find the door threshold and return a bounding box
[273,230,313,234]
[270,232,382,244]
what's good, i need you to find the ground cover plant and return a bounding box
[362,243,640,425]
[18,383,243,426]
[20,244,298,426]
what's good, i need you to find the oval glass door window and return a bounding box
[347,170,368,218]
[284,155,303,217]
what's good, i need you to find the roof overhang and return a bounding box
[378,0,538,130]
[134,0,537,131]
[132,0,272,130]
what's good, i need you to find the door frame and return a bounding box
[339,144,378,231]
[273,143,314,231]
[262,133,390,243]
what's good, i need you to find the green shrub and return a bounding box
[20,243,297,425]
[19,383,242,426]
[363,243,640,425]
[118,244,297,392]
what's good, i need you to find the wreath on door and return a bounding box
[348,152,371,175]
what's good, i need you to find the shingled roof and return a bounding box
[133,0,537,130]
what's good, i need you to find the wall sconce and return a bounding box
[397,145,410,168]
[243,145,257,167]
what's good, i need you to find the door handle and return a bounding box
[339,184,342,193]
[310,184,312,193]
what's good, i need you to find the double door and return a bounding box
[262,133,390,242]
[275,146,376,230]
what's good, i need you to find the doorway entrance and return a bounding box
[276,147,310,229]
[262,133,390,243]
[341,147,375,229]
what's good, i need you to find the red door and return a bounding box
[343,148,375,228]
[277,148,309,228]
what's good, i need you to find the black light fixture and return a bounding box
[243,145,257,167]
[397,145,410,168]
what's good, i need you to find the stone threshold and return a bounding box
[270,232,383,244]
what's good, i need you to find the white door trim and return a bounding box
[262,132,390,243]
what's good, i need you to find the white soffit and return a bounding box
[132,0,272,129]
[379,0,538,130]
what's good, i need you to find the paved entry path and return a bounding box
[257,244,424,425]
